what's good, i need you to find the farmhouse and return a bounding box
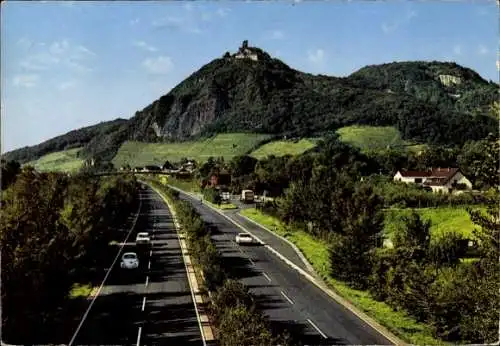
[393,167,472,193]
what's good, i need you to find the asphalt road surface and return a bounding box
[71,187,202,346]
[178,191,393,346]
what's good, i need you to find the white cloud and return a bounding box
[133,40,158,52]
[19,40,95,73]
[17,38,34,50]
[142,56,174,75]
[13,74,40,88]
[453,44,462,55]
[58,80,77,90]
[308,49,325,65]
[381,9,417,34]
[478,44,489,55]
[201,12,212,21]
[216,8,231,17]
[49,40,70,55]
[270,30,285,40]
[130,18,140,25]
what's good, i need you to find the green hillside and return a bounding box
[250,138,320,159]
[25,148,84,172]
[336,126,426,153]
[112,133,272,167]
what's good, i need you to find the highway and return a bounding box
[70,187,203,346]
[177,190,394,346]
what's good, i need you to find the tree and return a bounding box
[392,210,431,263]
[329,182,385,289]
[230,155,258,178]
[1,159,21,190]
[458,134,499,189]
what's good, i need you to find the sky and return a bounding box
[1,0,498,153]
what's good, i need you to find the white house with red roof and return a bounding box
[393,167,472,193]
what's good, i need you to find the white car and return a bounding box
[120,252,139,269]
[235,233,254,245]
[136,232,151,245]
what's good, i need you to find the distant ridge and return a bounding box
[4,41,498,164]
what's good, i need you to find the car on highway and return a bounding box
[235,232,255,245]
[120,252,139,269]
[135,232,151,245]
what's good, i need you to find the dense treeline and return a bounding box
[150,182,294,346]
[0,168,138,344]
[235,136,498,343]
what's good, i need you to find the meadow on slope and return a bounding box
[112,133,272,167]
[249,138,320,159]
[25,148,84,172]
[336,125,426,153]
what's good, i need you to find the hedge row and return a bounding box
[149,181,294,346]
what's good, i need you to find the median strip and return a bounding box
[147,183,214,345]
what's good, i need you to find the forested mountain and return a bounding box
[4,41,498,164]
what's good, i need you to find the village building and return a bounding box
[393,167,472,193]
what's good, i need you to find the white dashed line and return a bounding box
[262,272,272,282]
[145,276,149,287]
[136,326,142,346]
[249,258,255,265]
[307,319,327,339]
[280,291,294,305]
[150,249,152,257]
[148,261,151,270]
[141,297,146,311]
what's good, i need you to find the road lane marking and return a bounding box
[262,272,272,282]
[136,326,142,346]
[148,261,151,270]
[68,199,142,346]
[150,249,152,257]
[249,258,255,265]
[145,276,149,287]
[307,319,327,339]
[142,297,146,311]
[281,291,294,305]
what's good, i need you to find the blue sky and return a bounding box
[1,0,498,153]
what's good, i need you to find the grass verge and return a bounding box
[240,208,447,345]
[69,283,93,299]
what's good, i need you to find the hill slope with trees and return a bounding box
[3,41,498,165]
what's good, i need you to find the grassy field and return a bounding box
[249,138,320,160]
[25,148,84,172]
[112,133,273,167]
[384,207,484,241]
[336,125,425,153]
[240,208,446,345]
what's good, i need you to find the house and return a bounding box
[393,167,472,193]
[208,169,231,188]
[134,167,143,172]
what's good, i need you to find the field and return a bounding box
[249,138,320,159]
[112,133,273,167]
[336,125,425,153]
[383,206,484,241]
[240,208,442,345]
[25,148,84,172]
